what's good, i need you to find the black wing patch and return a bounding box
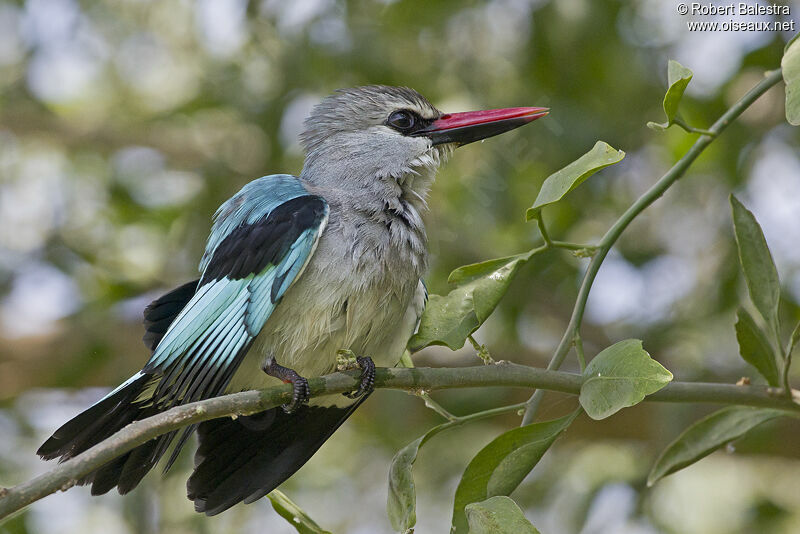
[142,279,199,352]
[203,196,327,282]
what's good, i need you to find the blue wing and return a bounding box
[139,175,327,466]
[37,174,328,493]
[145,175,328,405]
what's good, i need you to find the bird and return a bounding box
[37,85,548,515]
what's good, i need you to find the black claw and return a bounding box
[343,356,375,399]
[261,358,310,413]
[285,378,310,414]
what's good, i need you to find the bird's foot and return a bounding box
[343,356,375,399]
[261,358,310,414]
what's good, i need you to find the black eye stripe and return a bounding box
[386,109,434,135]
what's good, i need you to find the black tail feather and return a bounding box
[187,396,369,516]
[37,373,151,462]
[90,454,131,495]
[36,373,171,495]
[115,434,163,493]
[38,280,200,495]
[36,374,169,495]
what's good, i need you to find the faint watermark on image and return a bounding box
[676,2,795,32]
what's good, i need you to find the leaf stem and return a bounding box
[550,240,597,253]
[782,322,800,396]
[785,351,795,395]
[673,117,717,137]
[412,402,530,450]
[442,402,527,431]
[534,212,596,253]
[574,333,586,372]
[468,335,494,364]
[417,391,459,422]
[520,68,785,426]
[535,212,553,247]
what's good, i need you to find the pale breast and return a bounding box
[226,209,425,395]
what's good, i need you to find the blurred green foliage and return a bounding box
[1,1,800,533]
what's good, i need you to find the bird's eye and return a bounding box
[387,110,417,132]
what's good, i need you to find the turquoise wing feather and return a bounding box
[143,174,328,410]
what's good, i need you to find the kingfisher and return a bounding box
[38,86,547,515]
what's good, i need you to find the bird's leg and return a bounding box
[261,357,310,414]
[342,356,375,399]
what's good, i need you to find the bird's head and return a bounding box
[299,85,547,202]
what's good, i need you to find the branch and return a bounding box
[521,68,786,425]
[2,362,799,521]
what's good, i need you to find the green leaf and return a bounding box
[647,407,787,486]
[396,348,415,369]
[526,141,625,219]
[783,32,800,125]
[786,31,800,52]
[451,411,578,533]
[268,490,332,534]
[387,424,446,532]
[663,60,693,122]
[730,195,781,339]
[735,307,780,386]
[579,339,672,420]
[409,252,533,351]
[465,496,540,534]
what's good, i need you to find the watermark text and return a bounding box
[676,3,795,32]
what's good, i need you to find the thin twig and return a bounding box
[2,361,800,521]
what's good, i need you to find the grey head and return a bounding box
[299,86,448,202]
[299,84,548,208]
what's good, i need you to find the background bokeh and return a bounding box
[1,1,800,533]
